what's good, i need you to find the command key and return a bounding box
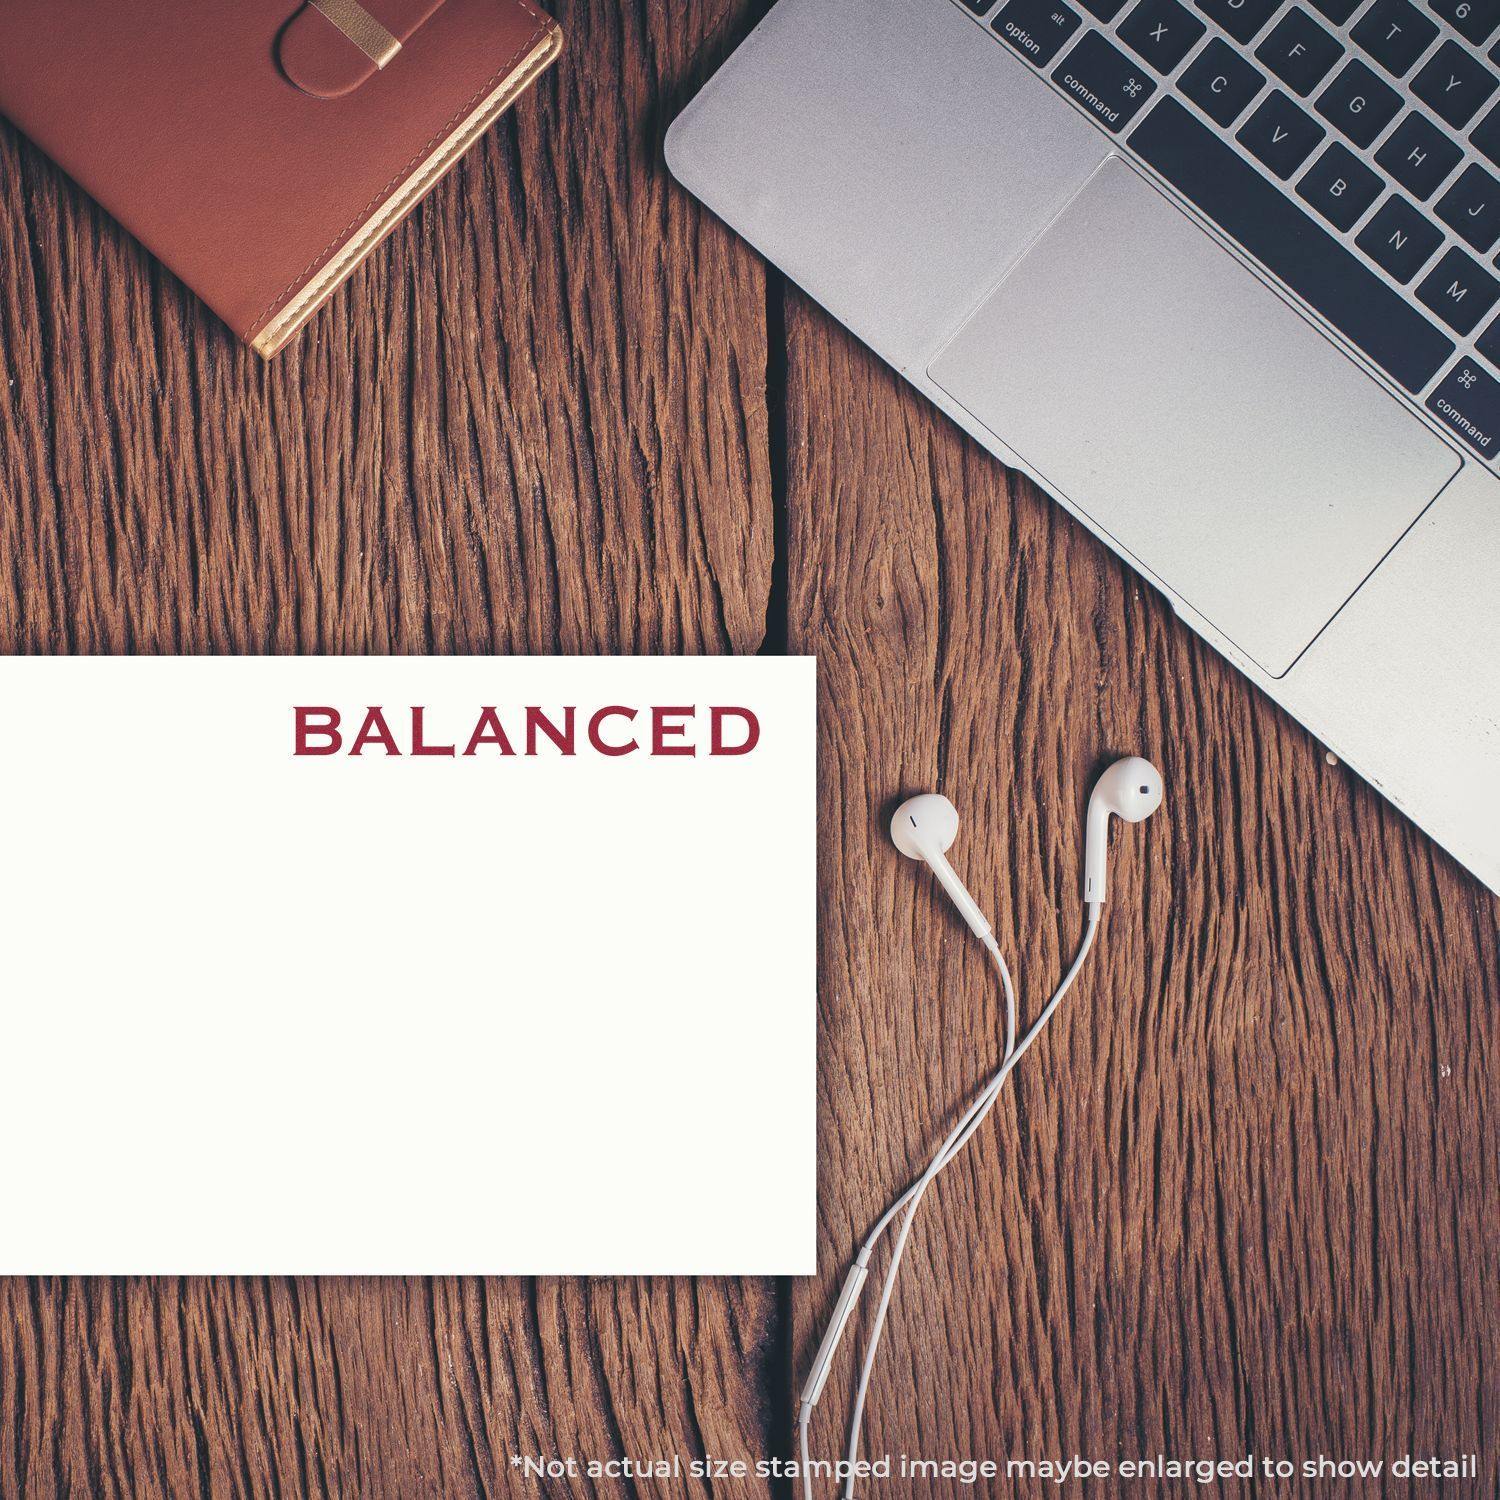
[1427,357,1500,458]
[1051,32,1157,133]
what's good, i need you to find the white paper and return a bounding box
[0,656,816,1274]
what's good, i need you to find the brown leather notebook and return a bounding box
[0,0,561,356]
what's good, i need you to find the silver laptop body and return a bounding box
[666,0,1500,894]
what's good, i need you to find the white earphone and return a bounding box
[799,757,1164,1500]
[1084,754,1164,906]
[890,792,1001,951]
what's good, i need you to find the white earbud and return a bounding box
[1083,755,1163,907]
[890,793,995,946]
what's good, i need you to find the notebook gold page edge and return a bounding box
[251,19,562,358]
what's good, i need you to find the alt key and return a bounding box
[994,0,1083,66]
[1427,357,1500,458]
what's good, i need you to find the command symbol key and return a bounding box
[1052,32,1158,132]
[1427,357,1500,458]
[994,0,1083,67]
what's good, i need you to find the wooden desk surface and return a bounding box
[0,3,1495,1495]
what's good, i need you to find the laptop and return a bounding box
[665,0,1500,894]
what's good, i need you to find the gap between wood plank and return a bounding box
[758,264,796,1499]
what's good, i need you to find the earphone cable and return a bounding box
[796,939,1014,1500]
[869,912,1097,1244]
[798,908,1101,1500]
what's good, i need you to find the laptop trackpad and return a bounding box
[928,158,1460,677]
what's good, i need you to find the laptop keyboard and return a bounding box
[961,0,1500,458]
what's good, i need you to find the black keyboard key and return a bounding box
[1356,194,1446,278]
[1429,0,1500,45]
[1471,100,1500,162]
[1052,32,1158,128]
[1119,0,1206,68]
[1080,0,1130,19]
[1181,36,1266,121]
[1375,111,1464,197]
[1351,0,1439,75]
[1195,0,1280,43]
[1417,245,1500,330]
[1297,141,1384,225]
[1239,88,1327,173]
[1128,98,1455,388]
[994,0,1082,65]
[961,0,996,9]
[1309,0,1363,21]
[1412,41,1499,126]
[1427,356,1500,453]
[1436,162,1500,247]
[1317,59,1403,144]
[1257,8,1345,94]
[1477,312,1500,366]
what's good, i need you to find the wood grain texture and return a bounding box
[784,290,1500,1496]
[1,0,1497,1494]
[0,1,780,1496]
